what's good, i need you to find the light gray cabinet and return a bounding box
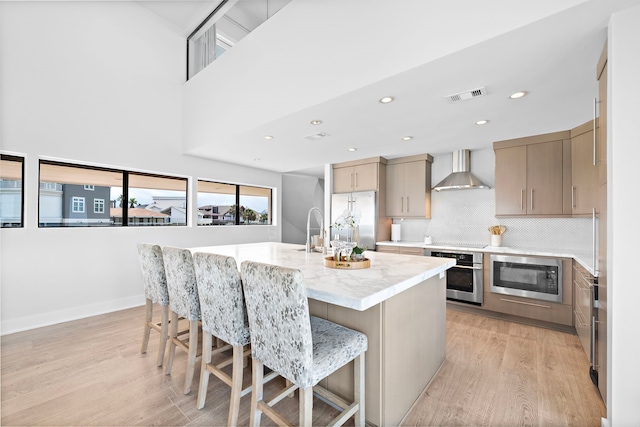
[385,154,432,218]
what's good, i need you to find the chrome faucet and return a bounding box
[306,207,324,253]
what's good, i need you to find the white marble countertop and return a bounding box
[189,242,455,311]
[376,240,595,275]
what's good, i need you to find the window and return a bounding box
[39,160,187,227]
[186,0,292,80]
[197,180,272,226]
[72,197,85,213]
[94,198,105,214]
[1,154,24,228]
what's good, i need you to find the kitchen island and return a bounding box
[189,242,455,426]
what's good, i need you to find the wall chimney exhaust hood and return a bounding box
[432,149,490,191]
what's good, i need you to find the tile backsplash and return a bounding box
[392,149,595,255]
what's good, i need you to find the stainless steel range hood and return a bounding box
[432,149,490,191]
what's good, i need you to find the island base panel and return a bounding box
[309,275,446,426]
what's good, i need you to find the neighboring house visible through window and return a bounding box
[39,160,187,227]
[0,154,24,228]
[197,180,272,226]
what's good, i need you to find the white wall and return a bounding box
[0,2,282,335]
[608,4,640,426]
[281,174,324,244]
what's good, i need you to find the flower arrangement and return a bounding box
[332,209,362,231]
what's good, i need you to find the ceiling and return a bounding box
[139,0,639,178]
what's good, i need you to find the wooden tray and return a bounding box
[324,257,370,269]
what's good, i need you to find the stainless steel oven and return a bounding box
[490,254,562,302]
[426,250,483,304]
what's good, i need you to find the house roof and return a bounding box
[110,208,169,218]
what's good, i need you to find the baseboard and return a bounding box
[1,294,145,336]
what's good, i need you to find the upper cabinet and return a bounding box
[333,159,382,193]
[386,154,433,218]
[494,132,570,216]
[570,120,599,215]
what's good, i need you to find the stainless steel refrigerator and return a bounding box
[331,191,377,250]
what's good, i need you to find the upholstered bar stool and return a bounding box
[137,242,171,367]
[193,253,279,425]
[241,261,368,427]
[162,246,201,395]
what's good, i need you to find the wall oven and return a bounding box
[490,254,562,303]
[426,250,483,304]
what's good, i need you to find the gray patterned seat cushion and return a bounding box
[193,252,250,347]
[162,247,201,321]
[137,242,169,306]
[241,261,368,389]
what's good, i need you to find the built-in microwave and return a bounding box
[490,254,562,303]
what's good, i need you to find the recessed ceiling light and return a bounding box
[310,119,323,125]
[509,91,528,99]
[379,96,394,104]
[253,158,261,161]
[264,135,273,140]
[402,136,413,141]
[348,148,357,152]
[475,120,489,125]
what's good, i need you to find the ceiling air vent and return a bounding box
[305,132,331,141]
[446,87,488,103]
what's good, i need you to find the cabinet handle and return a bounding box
[500,298,551,309]
[401,196,404,213]
[354,172,358,188]
[520,189,525,211]
[574,309,589,327]
[572,186,576,208]
[407,197,410,212]
[593,97,598,166]
[530,189,534,211]
[592,207,598,275]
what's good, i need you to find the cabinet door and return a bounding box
[527,140,563,215]
[353,163,378,191]
[495,146,527,215]
[386,163,405,217]
[403,161,427,217]
[333,167,354,193]
[571,129,598,215]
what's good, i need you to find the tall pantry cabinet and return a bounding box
[595,41,608,405]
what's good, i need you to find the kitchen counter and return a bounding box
[377,240,595,275]
[188,242,454,426]
[189,242,454,311]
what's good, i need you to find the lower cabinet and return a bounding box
[376,245,425,256]
[573,262,595,361]
[481,254,574,326]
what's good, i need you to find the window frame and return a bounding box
[197,179,272,226]
[71,196,85,213]
[94,198,105,214]
[1,154,25,228]
[38,160,188,228]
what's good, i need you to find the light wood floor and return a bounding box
[1,305,605,426]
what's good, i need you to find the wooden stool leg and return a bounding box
[299,386,313,426]
[196,332,213,409]
[164,311,179,375]
[250,359,264,427]
[156,304,169,367]
[184,320,199,394]
[227,344,244,426]
[354,352,365,427]
[141,299,153,354]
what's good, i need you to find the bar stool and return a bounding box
[240,260,368,427]
[192,253,278,424]
[162,246,201,395]
[136,242,170,367]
